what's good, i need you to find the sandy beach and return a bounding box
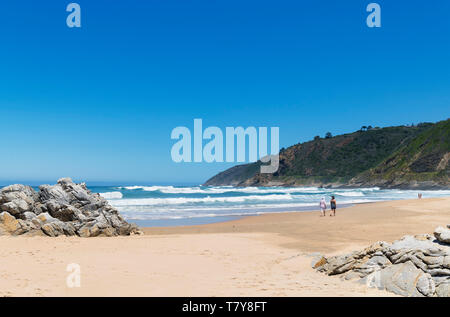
[0,197,449,297]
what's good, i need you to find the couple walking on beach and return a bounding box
[320,196,336,217]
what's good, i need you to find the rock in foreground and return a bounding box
[313,230,450,297]
[0,178,141,237]
[434,226,450,244]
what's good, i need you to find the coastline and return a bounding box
[142,197,450,253]
[128,202,358,228]
[206,181,450,191]
[0,197,449,296]
[100,184,450,228]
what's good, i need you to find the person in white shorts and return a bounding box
[319,197,327,217]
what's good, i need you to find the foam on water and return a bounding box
[336,191,365,197]
[109,194,293,207]
[91,185,450,224]
[118,185,325,194]
[99,191,123,199]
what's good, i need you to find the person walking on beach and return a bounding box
[319,197,327,217]
[330,196,337,217]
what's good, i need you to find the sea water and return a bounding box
[87,185,450,227]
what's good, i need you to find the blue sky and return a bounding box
[0,0,449,185]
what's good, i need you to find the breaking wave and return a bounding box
[92,185,450,223]
[99,191,123,199]
[109,194,293,206]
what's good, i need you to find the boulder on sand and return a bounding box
[314,230,450,297]
[0,184,38,217]
[0,178,142,237]
[362,261,435,297]
[434,226,450,244]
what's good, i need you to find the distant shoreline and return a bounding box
[205,183,450,191]
[141,197,450,252]
[136,199,413,229]
[107,185,450,228]
[130,202,357,228]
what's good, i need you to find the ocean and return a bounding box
[88,185,450,227]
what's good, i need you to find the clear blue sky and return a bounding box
[0,0,449,185]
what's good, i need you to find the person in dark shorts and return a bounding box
[330,196,337,216]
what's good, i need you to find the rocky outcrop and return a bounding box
[0,178,141,237]
[434,226,450,244]
[313,231,450,297]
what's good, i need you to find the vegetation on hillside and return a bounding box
[205,119,450,189]
[351,120,450,186]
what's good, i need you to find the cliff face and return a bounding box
[204,119,450,189]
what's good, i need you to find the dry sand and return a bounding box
[0,197,449,297]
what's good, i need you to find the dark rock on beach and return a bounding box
[0,178,142,237]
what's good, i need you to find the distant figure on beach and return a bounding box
[330,196,337,217]
[319,197,327,217]
[418,193,422,199]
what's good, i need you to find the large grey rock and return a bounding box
[434,227,450,244]
[352,254,391,277]
[387,234,441,255]
[315,230,450,297]
[0,178,141,237]
[436,283,450,297]
[41,220,77,237]
[45,200,86,222]
[316,241,390,276]
[364,261,435,297]
[0,185,38,217]
[23,211,37,221]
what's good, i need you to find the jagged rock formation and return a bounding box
[0,178,141,237]
[312,227,450,297]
